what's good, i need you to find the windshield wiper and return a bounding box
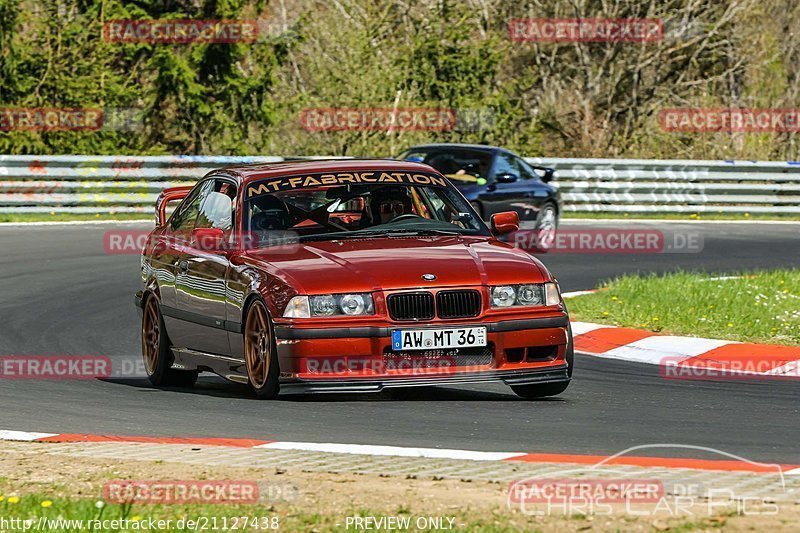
[297,232,350,242]
[352,228,462,237]
[296,228,463,243]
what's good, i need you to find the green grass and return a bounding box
[567,270,800,346]
[0,213,152,223]
[563,211,800,221]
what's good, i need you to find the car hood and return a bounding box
[242,236,551,294]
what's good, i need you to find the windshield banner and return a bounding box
[246,172,447,198]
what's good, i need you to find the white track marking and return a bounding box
[570,321,609,336]
[562,290,597,299]
[597,336,734,365]
[0,430,56,441]
[255,441,525,461]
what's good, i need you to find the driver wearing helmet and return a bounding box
[369,186,414,225]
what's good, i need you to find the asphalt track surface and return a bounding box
[0,221,798,463]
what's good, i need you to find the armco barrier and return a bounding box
[0,155,283,214]
[1,154,799,214]
[527,157,800,214]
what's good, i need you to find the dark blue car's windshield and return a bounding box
[400,149,493,184]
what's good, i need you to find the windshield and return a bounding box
[243,171,490,247]
[399,148,493,184]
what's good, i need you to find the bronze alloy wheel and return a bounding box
[245,300,273,390]
[142,296,160,375]
[140,294,197,388]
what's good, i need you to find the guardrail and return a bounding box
[0,155,280,214]
[527,157,800,214]
[1,154,799,214]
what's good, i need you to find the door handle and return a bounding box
[178,260,189,274]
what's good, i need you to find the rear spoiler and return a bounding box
[155,186,192,226]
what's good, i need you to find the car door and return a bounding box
[174,178,238,356]
[517,156,552,215]
[157,179,213,347]
[477,151,536,220]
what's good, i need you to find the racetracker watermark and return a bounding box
[509,478,664,505]
[507,445,787,517]
[105,230,155,255]
[0,356,111,379]
[104,230,303,255]
[299,107,495,132]
[661,357,800,380]
[508,228,703,254]
[303,355,464,376]
[0,355,153,379]
[661,108,800,132]
[103,19,260,43]
[103,480,298,504]
[508,18,662,43]
[0,107,142,132]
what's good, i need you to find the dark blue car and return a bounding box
[397,143,560,231]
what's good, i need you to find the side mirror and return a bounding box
[491,211,520,235]
[192,227,225,251]
[495,172,518,184]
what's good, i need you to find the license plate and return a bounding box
[391,327,487,351]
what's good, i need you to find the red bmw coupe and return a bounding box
[135,160,573,399]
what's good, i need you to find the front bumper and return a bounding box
[134,290,144,319]
[273,314,571,390]
[273,316,569,339]
[279,365,569,394]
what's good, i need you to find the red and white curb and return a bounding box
[571,321,800,378]
[562,290,800,378]
[2,429,799,475]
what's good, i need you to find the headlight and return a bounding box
[491,286,517,307]
[284,293,375,318]
[340,294,370,315]
[490,282,561,308]
[516,284,544,306]
[310,295,337,316]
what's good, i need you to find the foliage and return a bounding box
[0,0,797,159]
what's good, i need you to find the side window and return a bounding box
[492,153,521,180]
[195,179,237,239]
[170,180,213,236]
[517,157,537,180]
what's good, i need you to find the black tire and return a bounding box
[141,295,198,388]
[243,298,280,399]
[511,321,573,399]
